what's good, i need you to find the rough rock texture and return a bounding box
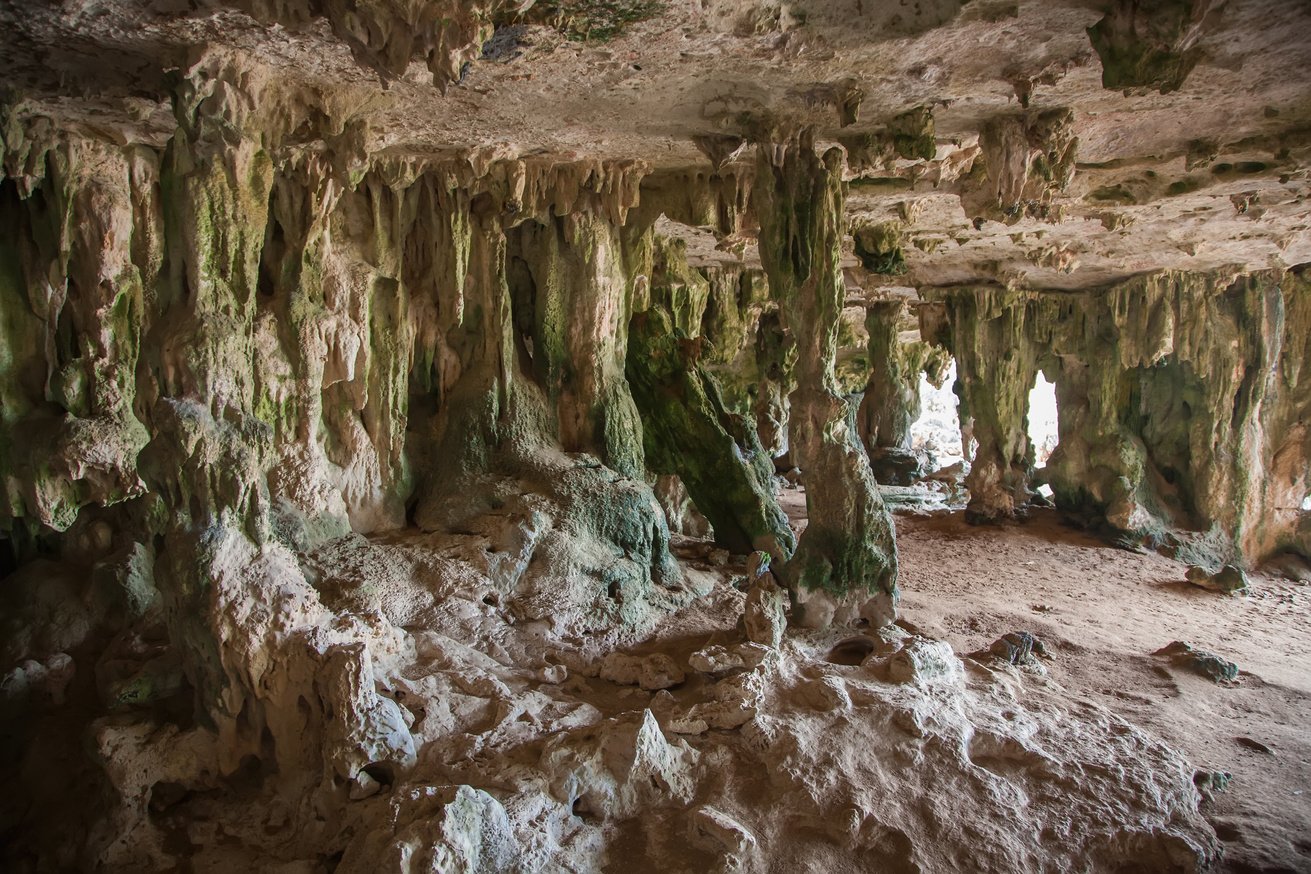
[754,133,898,626]
[923,268,1311,564]
[1,0,1310,869]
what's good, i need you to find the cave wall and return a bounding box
[0,62,762,836]
[2,54,917,821]
[923,266,1311,565]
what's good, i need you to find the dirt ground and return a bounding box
[883,508,1311,874]
[773,485,1311,872]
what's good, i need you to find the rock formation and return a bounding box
[2,0,1310,870]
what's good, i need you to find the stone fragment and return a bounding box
[686,700,756,731]
[1,653,75,707]
[688,805,758,860]
[798,675,852,711]
[534,663,568,685]
[690,642,771,677]
[974,631,1048,666]
[887,637,964,685]
[1193,769,1232,801]
[689,645,745,676]
[744,580,787,648]
[338,785,517,873]
[666,715,711,736]
[926,461,966,484]
[541,710,698,820]
[98,655,186,711]
[348,770,382,801]
[599,652,686,691]
[640,654,687,691]
[1154,641,1239,683]
[1185,564,1249,594]
[320,643,419,785]
[1234,736,1275,755]
[868,447,922,486]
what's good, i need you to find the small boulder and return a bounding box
[926,461,966,485]
[535,663,568,685]
[974,631,1048,666]
[869,447,922,486]
[688,805,758,861]
[1234,736,1274,755]
[744,578,787,648]
[600,652,686,691]
[1193,769,1232,801]
[639,654,686,691]
[798,676,852,711]
[1154,641,1239,683]
[686,642,770,678]
[887,637,964,685]
[1185,564,1249,594]
[348,770,382,801]
[689,645,745,676]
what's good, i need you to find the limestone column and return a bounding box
[753,133,897,626]
[930,288,1039,521]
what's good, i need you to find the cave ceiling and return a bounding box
[3,0,1310,292]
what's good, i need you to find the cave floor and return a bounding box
[879,505,1311,874]
[22,496,1310,872]
[324,494,1311,873]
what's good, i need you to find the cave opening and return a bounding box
[910,357,966,474]
[1027,371,1059,470]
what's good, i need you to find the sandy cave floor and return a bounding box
[866,503,1311,874]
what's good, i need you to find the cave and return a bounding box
[2,1,1310,871]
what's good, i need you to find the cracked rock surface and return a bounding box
[2,1,1310,871]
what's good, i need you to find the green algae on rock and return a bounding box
[754,131,898,625]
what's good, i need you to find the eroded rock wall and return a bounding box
[924,266,1311,565]
[0,59,779,865]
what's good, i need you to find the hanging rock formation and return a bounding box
[922,267,1311,564]
[3,0,1311,870]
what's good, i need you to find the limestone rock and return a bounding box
[974,631,1049,667]
[0,653,75,708]
[886,637,965,685]
[689,643,769,676]
[319,643,418,785]
[337,785,518,874]
[1,1,1308,870]
[1193,769,1233,802]
[688,805,758,866]
[1185,564,1250,594]
[541,709,699,821]
[599,652,687,691]
[1155,640,1240,683]
[743,575,788,648]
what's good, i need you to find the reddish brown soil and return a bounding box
[892,510,1311,874]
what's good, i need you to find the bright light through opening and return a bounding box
[911,359,965,472]
[1028,373,1059,469]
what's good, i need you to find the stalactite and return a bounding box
[927,268,1311,565]
[857,300,948,485]
[922,287,1041,521]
